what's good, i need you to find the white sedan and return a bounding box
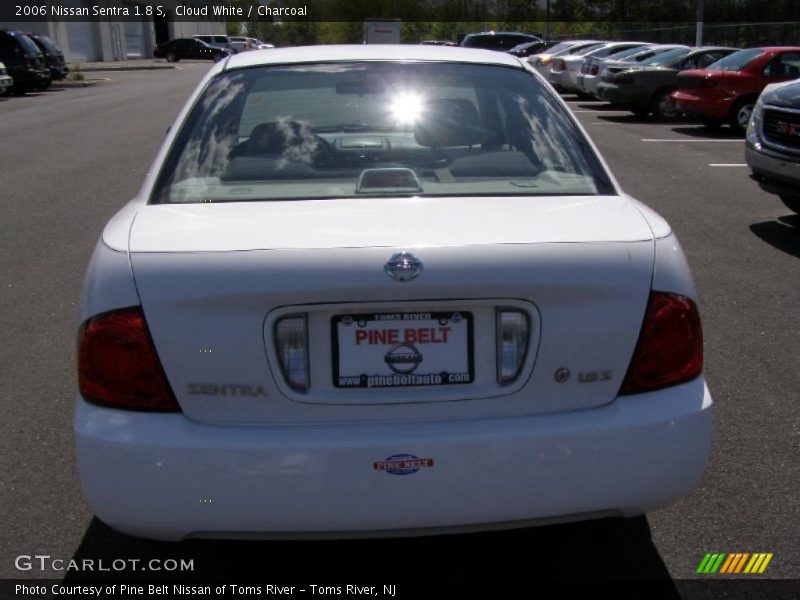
[75,45,712,541]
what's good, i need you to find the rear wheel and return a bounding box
[729,98,755,133]
[652,88,678,120]
[166,52,178,63]
[779,196,800,214]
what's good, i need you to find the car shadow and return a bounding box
[63,516,679,586]
[575,103,631,111]
[596,114,661,125]
[750,214,800,258]
[669,125,743,140]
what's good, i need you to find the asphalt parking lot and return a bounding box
[0,63,797,585]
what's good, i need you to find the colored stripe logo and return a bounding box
[696,553,773,574]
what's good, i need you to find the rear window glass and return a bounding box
[642,47,692,66]
[213,36,229,44]
[33,35,60,53]
[14,33,41,56]
[707,48,763,71]
[152,62,613,204]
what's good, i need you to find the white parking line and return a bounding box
[709,163,748,167]
[641,138,743,143]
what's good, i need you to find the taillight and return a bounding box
[496,309,529,384]
[619,292,703,395]
[590,64,599,75]
[78,307,180,411]
[275,315,309,392]
[553,58,565,71]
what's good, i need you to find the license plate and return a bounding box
[332,311,473,389]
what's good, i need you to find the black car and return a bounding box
[508,40,558,57]
[460,32,542,52]
[153,38,230,63]
[0,30,51,94]
[27,32,69,80]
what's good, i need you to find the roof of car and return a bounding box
[224,44,525,70]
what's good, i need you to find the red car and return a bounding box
[671,47,800,132]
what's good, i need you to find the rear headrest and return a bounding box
[414,98,485,148]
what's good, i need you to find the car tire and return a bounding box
[700,116,723,130]
[166,52,178,63]
[729,97,756,133]
[779,196,800,214]
[36,80,52,91]
[652,88,678,120]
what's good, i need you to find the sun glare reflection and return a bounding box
[389,91,425,125]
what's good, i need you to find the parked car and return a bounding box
[75,44,711,541]
[229,36,256,53]
[671,47,800,132]
[508,40,558,58]
[746,79,800,214]
[598,47,736,118]
[577,44,689,99]
[154,38,230,63]
[26,32,69,80]
[193,34,237,54]
[0,30,51,94]
[551,42,649,94]
[0,62,12,94]
[419,40,458,46]
[460,31,541,51]
[528,40,603,80]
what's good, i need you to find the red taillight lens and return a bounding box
[78,307,180,411]
[553,59,565,70]
[590,64,599,75]
[620,292,703,395]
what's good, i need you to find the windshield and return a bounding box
[707,48,763,71]
[152,62,612,204]
[642,47,692,66]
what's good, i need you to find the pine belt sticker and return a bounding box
[374,454,434,475]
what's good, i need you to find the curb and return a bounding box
[51,77,111,88]
[75,65,177,72]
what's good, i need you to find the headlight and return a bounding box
[746,96,764,142]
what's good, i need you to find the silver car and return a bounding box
[746,78,800,213]
[0,62,12,94]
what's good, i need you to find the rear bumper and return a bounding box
[75,378,713,541]
[597,82,651,107]
[671,90,731,120]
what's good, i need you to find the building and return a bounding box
[1,0,227,63]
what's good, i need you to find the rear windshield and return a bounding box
[13,33,42,56]
[213,36,229,44]
[33,34,60,53]
[152,62,613,204]
[642,47,692,66]
[707,48,763,71]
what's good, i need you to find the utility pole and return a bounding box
[696,0,704,46]
[545,0,551,40]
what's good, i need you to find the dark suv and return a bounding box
[460,32,542,51]
[0,30,51,94]
[27,32,69,80]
